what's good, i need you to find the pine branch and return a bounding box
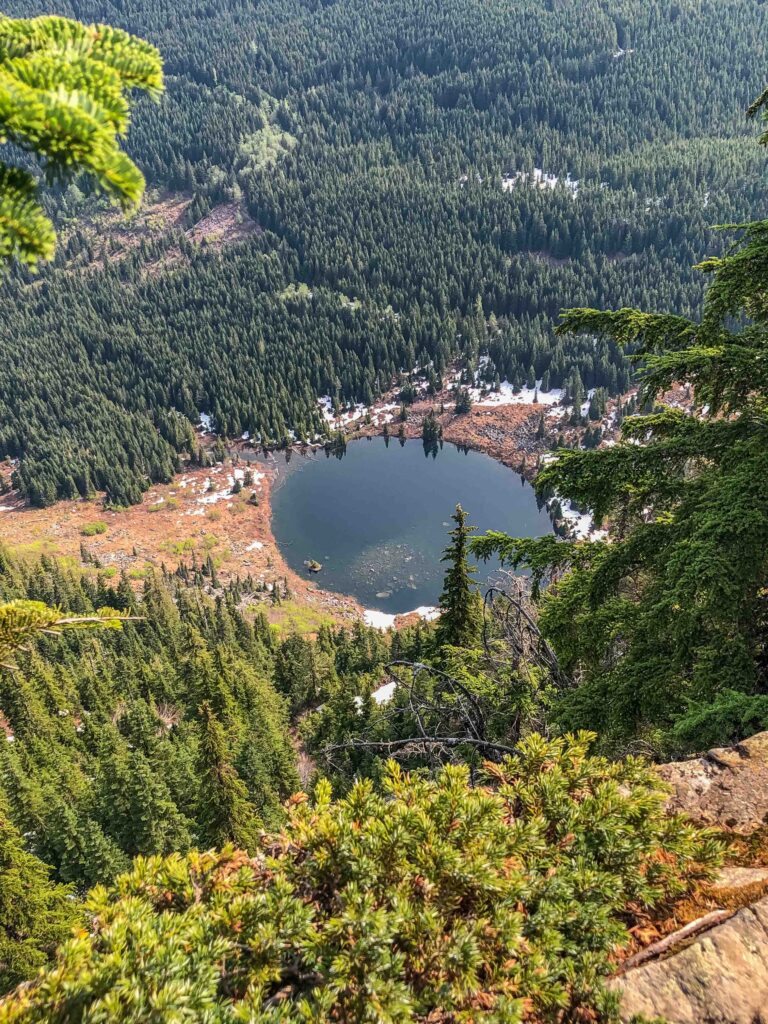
[0,600,135,667]
[0,13,163,266]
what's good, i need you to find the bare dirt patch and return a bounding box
[65,192,259,276]
[187,203,259,248]
[67,192,192,268]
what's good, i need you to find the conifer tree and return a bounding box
[124,754,194,856]
[0,601,127,667]
[196,701,259,849]
[0,14,163,266]
[0,804,78,993]
[436,505,482,648]
[46,798,130,888]
[473,85,768,753]
[454,387,473,414]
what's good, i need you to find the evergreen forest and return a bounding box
[1,0,766,504]
[0,542,724,1019]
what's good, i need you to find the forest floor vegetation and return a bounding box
[0,457,360,633]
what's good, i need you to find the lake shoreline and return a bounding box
[0,429,540,633]
[0,454,364,634]
[0,375,613,632]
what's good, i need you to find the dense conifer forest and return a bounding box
[1,0,767,503]
[0,548,391,894]
[0,543,724,1016]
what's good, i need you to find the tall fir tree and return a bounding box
[472,86,768,755]
[196,702,259,849]
[436,505,482,649]
[0,803,78,992]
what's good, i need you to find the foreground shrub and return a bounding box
[0,733,720,1023]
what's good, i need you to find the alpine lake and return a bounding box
[255,437,553,617]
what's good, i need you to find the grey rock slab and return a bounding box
[658,730,768,832]
[710,865,768,892]
[613,897,768,1024]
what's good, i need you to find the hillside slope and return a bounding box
[1,0,766,504]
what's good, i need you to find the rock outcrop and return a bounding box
[614,731,768,1023]
[613,897,768,1024]
[657,730,768,831]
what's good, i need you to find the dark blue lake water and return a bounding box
[268,438,552,615]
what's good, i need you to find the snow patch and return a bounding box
[412,606,441,621]
[363,609,397,629]
[474,380,565,408]
[556,498,606,541]
[560,503,593,539]
[318,396,369,428]
[364,605,442,630]
[372,680,397,705]
[197,490,230,505]
[501,168,579,197]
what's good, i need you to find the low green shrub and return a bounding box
[80,521,107,537]
[0,733,720,1023]
[147,498,178,513]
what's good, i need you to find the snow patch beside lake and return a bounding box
[547,495,607,541]
[560,501,594,540]
[363,609,397,628]
[364,605,441,629]
[319,396,367,427]
[472,380,565,408]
